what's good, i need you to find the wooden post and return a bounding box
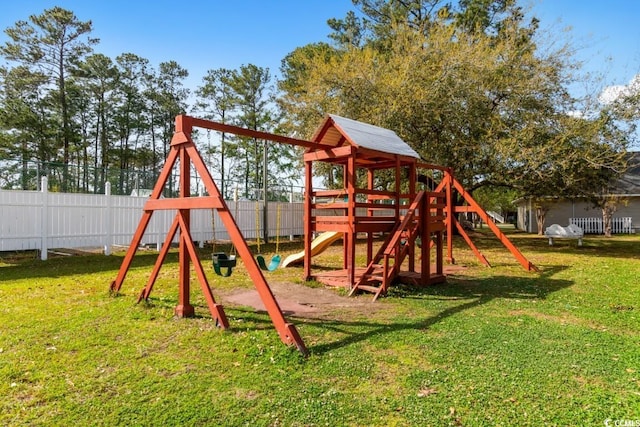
[408,161,416,272]
[346,148,357,287]
[445,168,455,264]
[366,169,374,264]
[175,137,194,318]
[304,160,313,281]
[421,190,430,284]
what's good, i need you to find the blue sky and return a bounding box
[1,0,639,98]
[528,0,640,98]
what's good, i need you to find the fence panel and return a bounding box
[0,189,42,251]
[569,217,634,234]
[0,184,304,258]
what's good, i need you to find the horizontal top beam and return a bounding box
[176,115,335,151]
[416,161,450,172]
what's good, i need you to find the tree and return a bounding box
[228,64,297,200]
[1,7,97,191]
[230,64,272,197]
[0,65,55,189]
[195,68,236,198]
[278,0,630,213]
[144,60,189,196]
[75,53,118,192]
[113,53,150,194]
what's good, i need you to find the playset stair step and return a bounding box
[355,284,382,294]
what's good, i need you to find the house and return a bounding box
[514,152,640,234]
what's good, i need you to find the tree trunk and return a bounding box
[602,206,614,237]
[535,205,548,236]
[21,139,29,190]
[59,55,70,193]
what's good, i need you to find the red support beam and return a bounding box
[137,216,180,302]
[445,169,455,264]
[175,137,193,318]
[303,146,354,162]
[453,217,491,268]
[421,192,431,282]
[185,115,331,151]
[346,148,357,287]
[144,197,224,211]
[450,176,538,272]
[110,115,309,356]
[304,160,313,281]
[366,169,374,264]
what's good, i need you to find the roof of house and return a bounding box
[311,114,421,159]
[513,151,640,204]
[613,151,640,194]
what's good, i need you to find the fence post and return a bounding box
[104,182,112,255]
[40,176,48,261]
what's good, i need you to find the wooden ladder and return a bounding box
[349,191,425,301]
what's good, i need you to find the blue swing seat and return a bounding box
[256,254,281,271]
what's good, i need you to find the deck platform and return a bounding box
[312,267,448,289]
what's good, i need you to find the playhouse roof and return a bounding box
[311,114,421,160]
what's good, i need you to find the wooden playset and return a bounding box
[110,114,537,356]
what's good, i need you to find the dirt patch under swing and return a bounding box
[219,281,383,319]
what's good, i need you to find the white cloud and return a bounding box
[599,74,640,105]
[566,110,584,118]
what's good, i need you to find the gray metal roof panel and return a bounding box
[329,114,420,158]
[613,151,640,194]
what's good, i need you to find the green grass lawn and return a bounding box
[1,228,639,426]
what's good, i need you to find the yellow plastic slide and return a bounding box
[281,231,342,268]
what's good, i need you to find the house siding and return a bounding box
[516,197,640,234]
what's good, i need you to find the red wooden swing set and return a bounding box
[109,114,537,356]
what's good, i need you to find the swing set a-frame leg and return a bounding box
[137,216,180,303]
[183,128,308,355]
[110,114,308,356]
[109,210,152,293]
[431,169,537,272]
[452,217,491,267]
[110,147,180,294]
[450,176,538,272]
[177,213,229,328]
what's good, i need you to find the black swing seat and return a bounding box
[212,252,237,277]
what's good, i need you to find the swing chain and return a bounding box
[255,201,261,253]
[211,208,216,254]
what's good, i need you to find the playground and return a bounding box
[109,114,538,356]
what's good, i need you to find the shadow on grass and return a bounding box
[0,240,306,283]
[301,266,573,355]
[454,228,640,260]
[0,250,179,282]
[539,237,640,260]
[125,265,575,356]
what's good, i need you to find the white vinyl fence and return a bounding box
[0,177,304,260]
[570,217,634,234]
